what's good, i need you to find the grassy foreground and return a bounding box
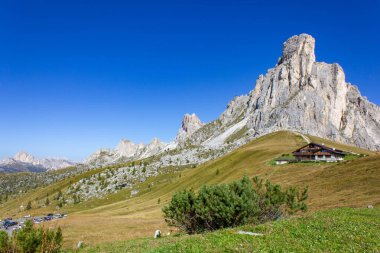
[71,207,380,253]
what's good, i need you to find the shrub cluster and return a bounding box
[163,176,308,234]
[0,220,62,253]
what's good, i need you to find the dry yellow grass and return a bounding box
[1,131,379,249]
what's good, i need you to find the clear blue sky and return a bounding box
[1,0,379,161]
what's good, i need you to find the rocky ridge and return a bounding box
[84,113,206,166]
[176,113,204,143]
[183,34,380,151]
[84,137,169,166]
[85,33,380,169]
[74,33,380,202]
[0,152,76,173]
[243,34,380,150]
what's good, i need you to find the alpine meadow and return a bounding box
[1,1,380,252]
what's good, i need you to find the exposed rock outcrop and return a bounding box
[85,137,168,166]
[182,34,379,151]
[243,34,380,150]
[220,96,250,126]
[175,113,204,143]
[85,33,380,168]
[73,34,380,203]
[0,151,76,173]
[141,138,166,158]
[116,140,145,157]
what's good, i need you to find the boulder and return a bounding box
[154,230,161,238]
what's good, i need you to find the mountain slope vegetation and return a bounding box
[73,207,380,253]
[0,131,379,249]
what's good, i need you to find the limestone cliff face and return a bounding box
[242,34,380,150]
[85,137,168,165]
[85,33,380,167]
[188,34,380,151]
[116,140,145,157]
[220,95,249,126]
[0,151,76,172]
[175,113,204,143]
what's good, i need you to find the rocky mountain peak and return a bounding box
[150,138,161,146]
[245,33,380,151]
[14,151,37,164]
[1,151,76,172]
[176,113,204,143]
[84,33,380,168]
[279,33,315,64]
[140,138,166,158]
[182,113,203,131]
[116,139,145,157]
[118,139,133,144]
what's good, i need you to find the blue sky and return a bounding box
[0,0,379,161]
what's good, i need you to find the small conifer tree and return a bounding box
[26,200,32,210]
[163,176,308,234]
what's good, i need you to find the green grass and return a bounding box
[71,207,380,253]
[270,153,296,165]
[1,131,379,249]
[344,154,364,161]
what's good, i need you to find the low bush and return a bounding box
[0,231,10,252]
[163,176,308,234]
[0,220,62,253]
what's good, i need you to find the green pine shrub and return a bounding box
[163,176,308,234]
[0,220,62,253]
[0,231,10,253]
[26,201,32,210]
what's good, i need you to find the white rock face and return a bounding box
[85,114,204,165]
[220,96,249,125]
[85,137,169,165]
[116,140,145,157]
[175,113,204,143]
[83,148,116,165]
[183,34,380,151]
[243,34,380,151]
[204,118,248,148]
[13,152,37,164]
[141,138,167,158]
[73,34,380,203]
[0,151,76,172]
[39,157,77,170]
[85,33,380,168]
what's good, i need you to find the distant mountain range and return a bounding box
[84,113,204,165]
[0,152,76,173]
[85,33,380,167]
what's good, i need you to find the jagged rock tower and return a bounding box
[84,34,380,166]
[243,34,380,150]
[176,113,204,143]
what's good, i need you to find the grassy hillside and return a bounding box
[72,207,380,253]
[1,131,379,249]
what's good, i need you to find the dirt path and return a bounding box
[293,131,311,144]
